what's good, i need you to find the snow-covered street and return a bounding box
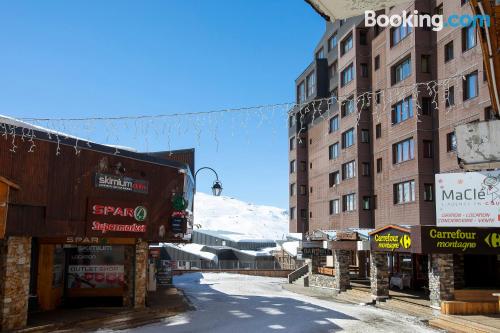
[125,273,439,333]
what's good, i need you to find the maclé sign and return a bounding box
[436,171,500,227]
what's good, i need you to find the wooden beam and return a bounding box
[0,176,20,190]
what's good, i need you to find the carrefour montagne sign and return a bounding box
[436,171,500,227]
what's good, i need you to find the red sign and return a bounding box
[87,198,148,238]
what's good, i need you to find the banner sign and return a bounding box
[87,198,148,237]
[301,248,332,258]
[171,211,186,234]
[414,226,500,255]
[436,171,500,227]
[67,245,125,289]
[95,173,149,194]
[370,226,412,252]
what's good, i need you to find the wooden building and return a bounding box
[0,119,194,330]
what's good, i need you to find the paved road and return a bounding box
[124,273,438,333]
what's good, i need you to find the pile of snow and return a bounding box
[280,241,300,257]
[193,192,289,241]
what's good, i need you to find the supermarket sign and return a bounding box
[436,171,500,227]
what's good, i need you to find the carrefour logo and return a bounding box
[134,206,147,222]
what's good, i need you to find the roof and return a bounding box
[312,228,373,241]
[0,114,194,177]
[369,225,411,236]
[194,229,276,244]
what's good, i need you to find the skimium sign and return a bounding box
[436,171,500,227]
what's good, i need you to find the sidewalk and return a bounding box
[282,282,500,333]
[16,287,193,333]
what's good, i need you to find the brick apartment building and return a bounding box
[289,0,492,235]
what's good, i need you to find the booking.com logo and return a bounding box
[365,10,490,31]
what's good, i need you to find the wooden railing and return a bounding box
[288,264,309,283]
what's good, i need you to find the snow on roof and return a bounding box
[162,243,217,261]
[287,233,303,241]
[234,246,279,257]
[195,229,277,244]
[193,192,289,241]
[281,241,300,257]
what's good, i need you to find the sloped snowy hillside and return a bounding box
[193,192,289,240]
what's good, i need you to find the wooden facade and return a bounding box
[0,125,194,243]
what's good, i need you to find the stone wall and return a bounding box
[309,274,336,289]
[370,252,389,300]
[334,249,351,292]
[134,240,148,309]
[123,245,135,307]
[0,237,32,331]
[429,253,454,309]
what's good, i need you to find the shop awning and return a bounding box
[305,0,411,21]
[369,224,412,253]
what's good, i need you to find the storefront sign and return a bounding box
[436,171,500,227]
[87,198,148,237]
[412,226,500,255]
[67,245,125,291]
[156,260,173,286]
[171,211,186,234]
[95,173,149,194]
[301,248,332,258]
[370,225,412,252]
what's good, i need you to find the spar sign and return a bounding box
[436,171,500,227]
[87,198,148,237]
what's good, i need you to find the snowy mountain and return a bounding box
[193,192,289,241]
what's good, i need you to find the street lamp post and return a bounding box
[194,167,223,196]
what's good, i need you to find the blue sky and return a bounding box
[0,1,324,209]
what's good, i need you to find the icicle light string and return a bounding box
[3,71,488,155]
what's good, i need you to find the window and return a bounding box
[342,193,356,212]
[310,162,313,169]
[328,33,338,51]
[300,161,307,171]
[392,96,413,124]
[329,143,339,160]
[290,207,295,220]
[342,160,356,180]
[393,138,415,163]
[300,209,307,219]
[306,73,316,98]
[361,63,369,77]
[374,55,380,70]
[330,199,340,215]
[331,87,338,103]
[421,97,432,115]
[424,183,434,202]
[341,96,355,117]
[297,81,305,103]
[289,115,296,128]
[423,140,433,158]
[309,211,312,218]
[362,196,371,210]
[376,158,382,173]
[342,128,355,148]
[329,116,339,133]
[462,24,476,51]
[373,195,378,209]
[392,57,411,85]
[290,183,296,196]
[394,180,416,204]
[375,90,381,104]
[341,33,353,56]
[485,106,500,120]
[359,30,368,45]
[376,124,382,138]
[362,162,370,176]
[341,63,354,86]
[463,71,478,101]
[329,171,340,187]
[447,132,457,152]
[391,22,412,46]
[445,41,454,62]
[299,185,307,196]
[290,137,295,151]
[445,86,455,107]
[361,129,370,143]
[310,186,313,194]
[421,55,431,73]
[316,47,325,59]
[290,160,296,174]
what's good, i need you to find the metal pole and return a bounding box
[194,167,220,192]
